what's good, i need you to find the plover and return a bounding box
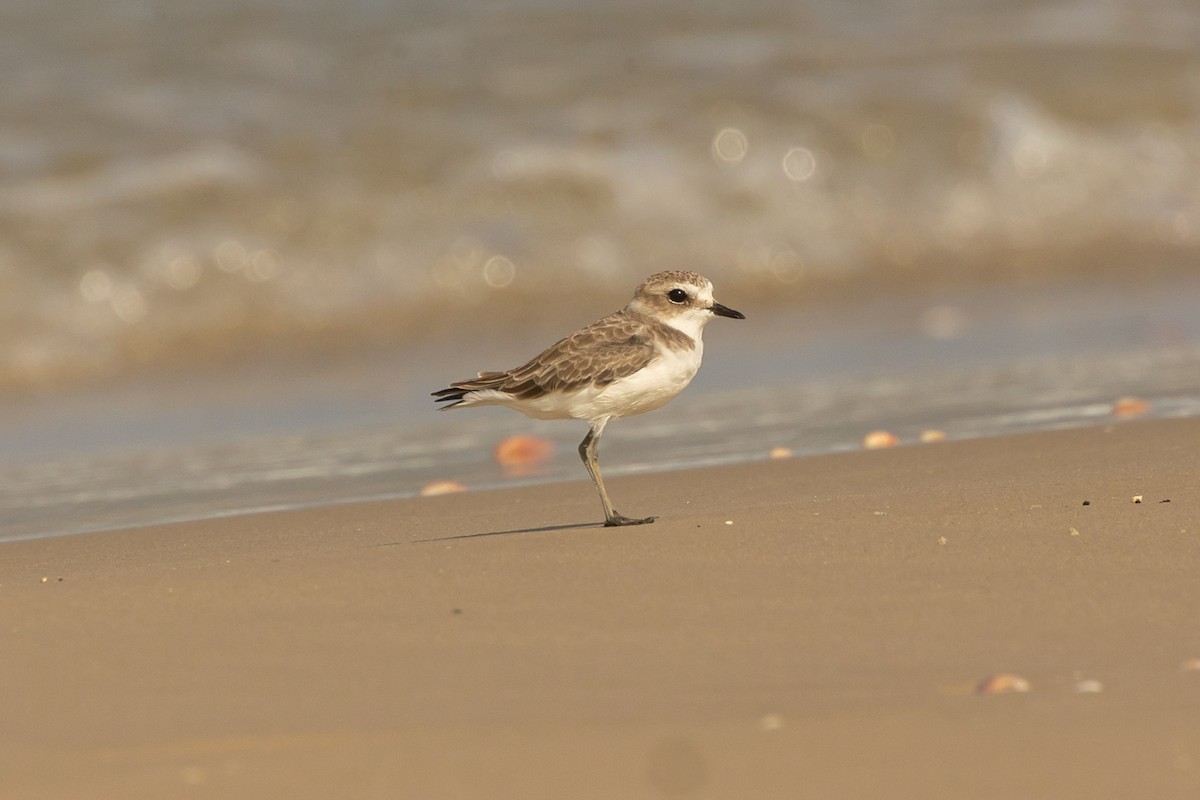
[432,270,745,526]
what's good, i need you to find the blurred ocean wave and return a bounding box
[3,0,1200,391]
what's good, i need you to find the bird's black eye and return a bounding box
[667,288,688,304]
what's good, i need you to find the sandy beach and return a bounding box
[3,416,1199,799]
[6,3,1200,797]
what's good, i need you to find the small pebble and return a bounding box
[724,520,733,526]
[420,480,467,496]
[919,429,947,443]
[1180,659,1200,672]
[976,673,1031,694]
[1132,495,1143,504]
[1069,527,1081,537]
[1074,679,1104,694]
[758,713,785,732]
[937,536,947,545]
[1082,500,1091,506]
[768,446,793,459]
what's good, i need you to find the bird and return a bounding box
[432,270,745,526]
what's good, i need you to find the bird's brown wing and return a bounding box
[433,311,657,403]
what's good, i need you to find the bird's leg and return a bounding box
[578,419,656,527]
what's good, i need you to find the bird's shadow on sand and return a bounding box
[376,520,607,546]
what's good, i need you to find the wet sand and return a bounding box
[3,417,1199,799]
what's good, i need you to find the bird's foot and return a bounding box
[604,513,657,527]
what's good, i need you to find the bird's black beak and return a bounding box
[710,302,745,320]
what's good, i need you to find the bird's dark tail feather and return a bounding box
[431,386,468,409]
[432,371,513,409]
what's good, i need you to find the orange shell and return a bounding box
[494,434,555,476]
[863,430,901,449]
[1112,397,1150,419]
[976,673,1031,694]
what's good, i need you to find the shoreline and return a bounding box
[4,417,1200,798]
[7,269,1200,546]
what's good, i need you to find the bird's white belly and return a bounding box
[588,345,702,419]
[473,343,704,422]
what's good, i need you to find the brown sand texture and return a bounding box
[3,417,1199,799]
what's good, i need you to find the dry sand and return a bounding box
[3,417,1199,799]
